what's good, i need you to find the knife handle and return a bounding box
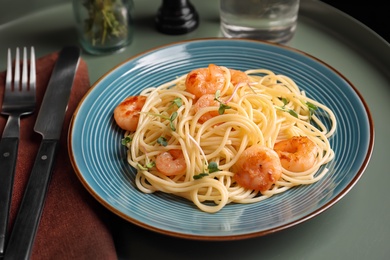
[3,139,58,260]
[0,137,19,256]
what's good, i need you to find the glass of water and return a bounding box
[219,0,300,44]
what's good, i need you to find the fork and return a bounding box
[0,47,36,256]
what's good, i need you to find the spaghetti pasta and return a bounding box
[115,64,336,213]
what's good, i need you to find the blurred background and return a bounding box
[321,0,389,42]
[0,0,388,43]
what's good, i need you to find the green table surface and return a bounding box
[1,0,389,259]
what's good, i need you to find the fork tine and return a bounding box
[21,47,28,91]
[30,47,36,92]
[14,47,20,91]
[14,47,20,90]
[5,48,12,92]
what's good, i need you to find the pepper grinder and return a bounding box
[155,0,199,35]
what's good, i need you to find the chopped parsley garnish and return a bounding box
[306,101,318,120]
[207,161,220,173]
[214,90,231,115]
[169,111,178,131]
[193,161,221,179]
[157,136,168,146]
[276,97,298,118]
[171,98,183,108]
[121,136,132,145]
[137,161,155,171]
[193,173,209,180]
[147,111,178,131]
[145,97,182,132]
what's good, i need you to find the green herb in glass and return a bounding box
[82,0,129,46]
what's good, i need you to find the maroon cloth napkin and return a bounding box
[0,52,117,259]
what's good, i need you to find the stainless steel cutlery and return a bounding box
[3,46,80,260]
[0,47,36,256]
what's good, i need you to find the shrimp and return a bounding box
[155,149,187,176]
[185,64,226,99]
[193,94,220,123]
[273,136,318,172]
[229,69,250,86]
[113,95,147,132]
[233,145,282,193]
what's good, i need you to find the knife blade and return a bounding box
[3,46,81,260]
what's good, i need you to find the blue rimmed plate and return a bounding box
[68,38,374,240]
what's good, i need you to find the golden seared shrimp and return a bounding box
[273,136,318,172]
[234,145,282,193]
[155,149,187,176]
[185,64,226,99]
[114,95,147,132]
[229,69,250,86]
[194,94,220,123]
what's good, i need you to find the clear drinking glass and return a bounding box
[220,0,300,44]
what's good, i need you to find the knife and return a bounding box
[3,46,81,260]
